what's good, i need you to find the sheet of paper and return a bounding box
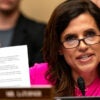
[0,45,30,87]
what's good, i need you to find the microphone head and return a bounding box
[77,77,85,96]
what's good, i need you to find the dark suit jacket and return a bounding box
[10,13,46,67]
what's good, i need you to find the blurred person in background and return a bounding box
[0,0,46,67]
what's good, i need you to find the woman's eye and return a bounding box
[65,36,77,42]
[86,31,96,37]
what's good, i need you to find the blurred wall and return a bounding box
[20,0,65,23]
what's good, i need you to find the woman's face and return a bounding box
[60,13,100,76]
[91,0,100,8]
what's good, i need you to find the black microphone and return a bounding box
[77,77,85,96]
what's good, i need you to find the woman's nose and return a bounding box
[78,40,89,52]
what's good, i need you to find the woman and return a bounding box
[30,0,100,96]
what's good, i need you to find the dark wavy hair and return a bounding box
[43,0,100,96]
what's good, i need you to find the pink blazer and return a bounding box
[29,63,51,85]
[29,63,100,96]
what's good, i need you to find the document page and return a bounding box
[0,45,30,87]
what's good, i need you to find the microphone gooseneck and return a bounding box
[77,77,85,96]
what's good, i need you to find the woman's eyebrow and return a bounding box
[84,28,96,33]
[63,33,77,38]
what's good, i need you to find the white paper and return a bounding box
[0,45,30,87]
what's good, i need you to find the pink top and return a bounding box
[29,63,50,85]
[29,63,100,96]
